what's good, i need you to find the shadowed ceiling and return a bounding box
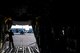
[0,0,55,20]
[0,0,76,22]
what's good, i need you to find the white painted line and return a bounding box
[28,47,32,53]
[23,47,24,53]
[16,46,19,53]
[30,47,34,53]
[5,48,10,53]
[25,47,26,53]
[35,48,39,53]
[1,50,5,53]
[9,48,13,53]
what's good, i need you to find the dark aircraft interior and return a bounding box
[0,0,79,53]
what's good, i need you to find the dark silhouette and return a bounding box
[20,31,24,34]
[8,30,14,48]
[16,29,19,33]
[5,31,9,41]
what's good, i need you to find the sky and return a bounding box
[11,25,32,30]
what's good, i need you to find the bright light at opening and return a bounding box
[11,25,32,30]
